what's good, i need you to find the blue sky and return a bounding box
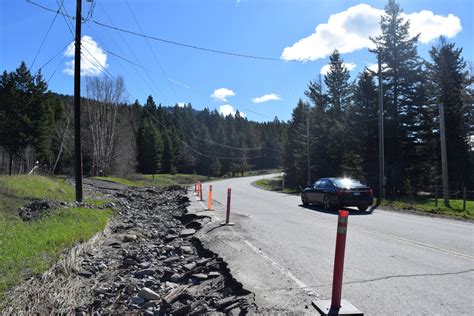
[1,0,473,122]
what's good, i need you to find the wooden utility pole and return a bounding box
[74,0,83,202]
[439,103,450,207]
[378,52,385,200]
[306,117,311,186]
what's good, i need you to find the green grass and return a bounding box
[254,177,300,194]
[0,175,112,305]
[94,173,214,188]
[0,207,111,300]
[382,197,474,220]
[254,177,473,220]
[93,170,282,189]
[92,175,143,187]
[0,175,75,202]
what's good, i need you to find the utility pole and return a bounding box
[438,103,450,207]
[74,0,83,202]
[378,51,385,201]
[306,116,311,186]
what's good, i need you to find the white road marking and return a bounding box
[243,239,319,297]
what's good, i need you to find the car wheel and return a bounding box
[358,204,369,211]
[301,193,309,206]
[323,195,332,210]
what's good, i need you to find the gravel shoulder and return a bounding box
[3,182,256,314]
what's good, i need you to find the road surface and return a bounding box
[188,174,474,315]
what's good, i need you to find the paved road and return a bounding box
[188,174,474,315]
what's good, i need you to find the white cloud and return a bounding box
[211,88,235,102]
[218,104,245,117]
[251,93,281,103]
[177,102,186,108]
[405,11,461,43]
[366,62,389,73]
[281,4,462,61]
[63,35,108,76]
[320,62,356,75]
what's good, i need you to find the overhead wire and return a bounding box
[95,0,170,104]
[124,0,181,104]
[143,107,279,160]
[26,0,287,62]
[47,43,74,83]
[29,0,63,71]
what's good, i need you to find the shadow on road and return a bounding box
[299,204,374,216]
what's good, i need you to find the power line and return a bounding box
[82,38,144,69]
[144,108,280,160]
[91,18,285,62]
[37,41,70,71]
[26,0,286,62]
[95,0,170,104]
[29,0,63,71]
[47,43,74,83]
[124,0,181,103]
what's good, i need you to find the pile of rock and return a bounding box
[18,199,62,221]
[72,186,255,315]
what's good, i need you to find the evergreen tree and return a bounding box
[284,99,311,186]
[428,38,472,188]
[350,70,379,186]
[0,62,53,174]
[323,50,354,177]
[371,0,424,195]
[137,117,163,174]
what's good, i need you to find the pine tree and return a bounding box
[284,99,311,186]
[428,37,472,188]
[0,62,53,174]
[371,0,424,195]
[350,70,379,186]
[323,50,353,176]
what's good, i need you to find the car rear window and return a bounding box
[334,178,365,188]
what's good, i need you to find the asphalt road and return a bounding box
[188,174,474,315]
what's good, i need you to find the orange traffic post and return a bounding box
[207,185,213,210]
[221,188,234,226]
[312,210,362,315]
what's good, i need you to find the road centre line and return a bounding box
[232,189,474,261]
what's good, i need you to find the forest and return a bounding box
[0,66,286,178]
[0,0,472,198]
[284,0,473,196]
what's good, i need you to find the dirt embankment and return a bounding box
[3,183,256,315]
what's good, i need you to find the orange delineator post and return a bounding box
[331,210,349,310]
[225,188,231,224]
[208,185,213,210]
[312,210,362,315]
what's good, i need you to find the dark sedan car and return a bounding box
[301,177,373,211]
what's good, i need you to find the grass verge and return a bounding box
[381,198,473,220]
[0,175,111,305]
[255,176,473,220]
[93,174,214,187]
[254,177,300,194]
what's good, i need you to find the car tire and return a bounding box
[301,193,309,206]
[323,195,333,210]
[358,204,369,211]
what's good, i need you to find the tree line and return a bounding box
[0,65,286,177]
[284,0,473,196]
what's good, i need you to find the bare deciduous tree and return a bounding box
[85,76,126,176]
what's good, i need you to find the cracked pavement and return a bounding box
[187,174,474,315]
